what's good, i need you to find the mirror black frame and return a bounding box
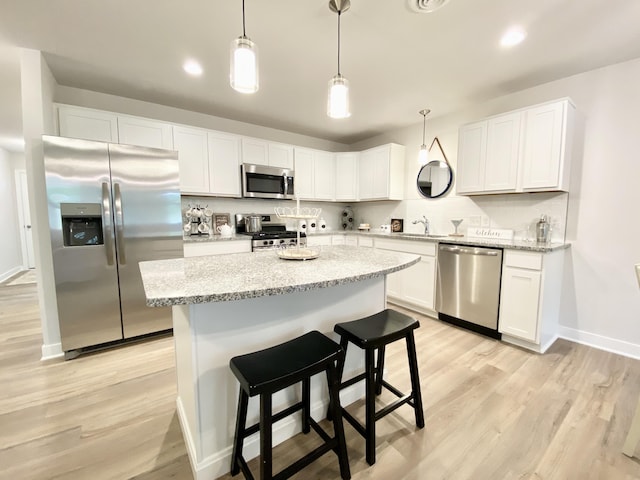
[417,137,453,199]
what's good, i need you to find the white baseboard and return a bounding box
[41,342,64,360]
[0,266,24,283]
[183,383,363,480]
[558,326,640,360]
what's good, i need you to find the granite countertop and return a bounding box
[139,245,420,307]
[341,231,569,253]
[184,231,569,253]
[183,234,249,243]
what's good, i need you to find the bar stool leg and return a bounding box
[327,337,349,422]
[327,361,351,480]
[302,377,311,434]
[365,347,377,465]
[260,393,273,480]
[406,332,425,429]
[375,346,386,396]
[230,387,249,476]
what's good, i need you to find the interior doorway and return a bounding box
[15,169,35,269]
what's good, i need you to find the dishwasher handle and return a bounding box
[439,245,500,256]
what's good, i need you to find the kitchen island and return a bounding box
[139,245,420,480]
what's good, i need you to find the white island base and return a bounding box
[174,276,386,480]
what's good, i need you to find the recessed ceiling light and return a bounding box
[183,60,203,76]
[500,26,527,47]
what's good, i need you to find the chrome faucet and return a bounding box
[412,216,430,235]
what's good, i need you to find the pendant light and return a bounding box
[327,0,351,119]
[418,109,431,166]
[230,0,259,94]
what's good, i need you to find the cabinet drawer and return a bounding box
[375,238,436,256]
[503,250,543,270]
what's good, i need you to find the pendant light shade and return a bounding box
[327,0,351,119]
[418,109,431,165]
[328,74,350,119]
[230,0,258,94]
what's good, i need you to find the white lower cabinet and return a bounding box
[374,238,437,313]
[183,240,251,257]
[498,249,565,353]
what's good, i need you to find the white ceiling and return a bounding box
[1,0,640,152]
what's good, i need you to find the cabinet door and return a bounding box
[521,101,565,190]
[314,151,336,200]
[118,116,173,149]
[331,235,346,245]
[173,126,209,194]
[345,235,358,246]
[386,269,403,299]
[294,148,315,199]
[268,143,294,169]
[370,147,390,199]
[209,131,242,197]
[402,255,436,310]
[485,112,521,192]
[456,121,487,194]
[335,152,358,201]
[58,106,118,143]
[499,266,541,342]
[184,240,251,257]
[358,150,375,200]
[241,138,269,166]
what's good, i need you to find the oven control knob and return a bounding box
[263,240,269,246]
[269,240,274,244]
[279,239,285,244]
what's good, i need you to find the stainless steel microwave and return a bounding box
[241,163,295,200]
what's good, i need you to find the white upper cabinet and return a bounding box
[485,112,521,192]
[208,131,242,197]
[173,126,210,194]
[117,116,173,149]
[58,105,118,143]
[293,147,335,201]
[457,98,575,195]
[521,100,574,191]
[241,138,294,169]
[456,121,487,194]
[358,143,405,201]
[335,152,359,201]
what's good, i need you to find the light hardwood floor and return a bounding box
[2,282,640,479]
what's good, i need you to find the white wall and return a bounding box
[353,57,640,357]
[21,49,60,359]
[0,147,23,281]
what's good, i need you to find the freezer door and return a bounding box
[43,135,123,351]
[108,143,183,338]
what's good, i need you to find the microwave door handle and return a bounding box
[113,182,126,265]
[101,182,115,266]
[283,174,289,196]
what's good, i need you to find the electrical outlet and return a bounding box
[481,216,490,227]
[469,215,481,227]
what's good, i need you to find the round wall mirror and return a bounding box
[417,160,453,198]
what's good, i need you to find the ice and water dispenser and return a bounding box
[61,203,104,246]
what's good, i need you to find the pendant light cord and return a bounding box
[242,0,246,37]
[422,112,426,145]
[337,11,342,75]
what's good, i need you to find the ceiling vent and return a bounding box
[407,0,450,13]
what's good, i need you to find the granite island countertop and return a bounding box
[139,245,420,307]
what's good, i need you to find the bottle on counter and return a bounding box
[536,214,550,243]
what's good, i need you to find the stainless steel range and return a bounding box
[235,213,306,251]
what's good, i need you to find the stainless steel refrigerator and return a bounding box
[43,135,183,353]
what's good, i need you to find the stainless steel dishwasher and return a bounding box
[436,244,503,338]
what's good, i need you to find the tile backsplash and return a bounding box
[182,191,568,242]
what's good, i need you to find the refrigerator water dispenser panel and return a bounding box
[61,203,104,246]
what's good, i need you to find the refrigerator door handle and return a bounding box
[101,182,115,266]
[113,182,126,265]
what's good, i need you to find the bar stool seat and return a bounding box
[333,308,425,465]
[229,330,350,480]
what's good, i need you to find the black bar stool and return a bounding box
[229,330,351,480]
[332,308,425,465]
